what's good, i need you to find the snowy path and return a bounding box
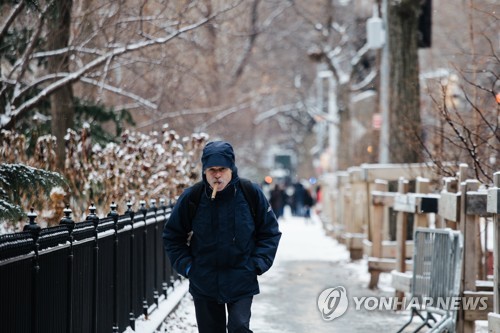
[160,213,353,332]
[157,212,489,333]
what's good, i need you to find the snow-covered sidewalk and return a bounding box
[157,212,390,332]
[137,211,489,332]
[156,212,351,332]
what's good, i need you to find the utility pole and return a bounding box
[378,0,390,163]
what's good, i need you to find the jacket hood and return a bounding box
[201,141,239,184]
[201,141,236,171]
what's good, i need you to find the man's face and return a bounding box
[205,166,232,191]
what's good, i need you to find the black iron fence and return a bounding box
[0,199,180,333]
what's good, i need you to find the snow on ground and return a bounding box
[274,214,349,263]
[124,280,190,333]
[155,210,371,333]
[158,209,350,333]
[130,208,489,332]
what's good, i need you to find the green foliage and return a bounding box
[74,100,136,144]
[0,24,45,64]
[0,163,67,220]
[0,199,24,222]
[11,98,135,155]
[0,28,30,64]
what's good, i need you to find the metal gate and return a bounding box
[398,228,463,332]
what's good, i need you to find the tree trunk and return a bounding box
[47,0,74,170]
[386,0,422,163]
[337,82,351,170]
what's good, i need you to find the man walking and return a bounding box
[163,141,281,333]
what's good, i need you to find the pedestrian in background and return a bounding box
[269,183,287,220]
[163,141,281,333]
[291,181,306,216]
[303,186,315,223]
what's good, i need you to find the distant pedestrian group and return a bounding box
[268,181,317,222]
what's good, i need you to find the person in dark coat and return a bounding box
[303,187,315,223]
[163,141,281,333]
[269,183,287,220]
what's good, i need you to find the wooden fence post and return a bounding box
[488,172,500,332]
[439,177,459,229]
[343,168,365,260]
[368,179,388,289]
[457,179,480,333]
[395,177,409,308]
[414,177,430,229]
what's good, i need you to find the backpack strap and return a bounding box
[238,178,258,221]
[187,178,259,228]
[187,181,204,224]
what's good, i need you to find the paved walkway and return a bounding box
[161,213,489,332]
[251,216,415,332]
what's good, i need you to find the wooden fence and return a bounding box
[320,163,500,333]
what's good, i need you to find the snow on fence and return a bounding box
[0,199,182,333]
[319,164,500,333]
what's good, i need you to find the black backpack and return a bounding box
[187,178,259,225]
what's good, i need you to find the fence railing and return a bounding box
[319,164,500,333]
[0,199,180,333]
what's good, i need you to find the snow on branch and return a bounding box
[0,15,215,128]
[135,102,252,130]
[79,77,158,110]
[196,102,251,132]
[253,102,303,125]
[350,69,377,92]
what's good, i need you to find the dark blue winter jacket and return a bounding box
[163,171,281,303]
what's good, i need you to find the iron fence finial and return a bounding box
[60,205,75,233]
[86,203,99,229]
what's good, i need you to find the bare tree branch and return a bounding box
[253,102,304,124]
[231,0,260,81]
[135,101,250,130]
[0,1,25,42]
[196,102,251,131]
[79,77,158,110]
[10,2,53,84]
[1,16,213,129]
[351,69,377,92]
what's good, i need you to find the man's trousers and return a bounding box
[193,296,253,333]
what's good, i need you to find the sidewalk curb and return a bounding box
[124,279,189,333]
